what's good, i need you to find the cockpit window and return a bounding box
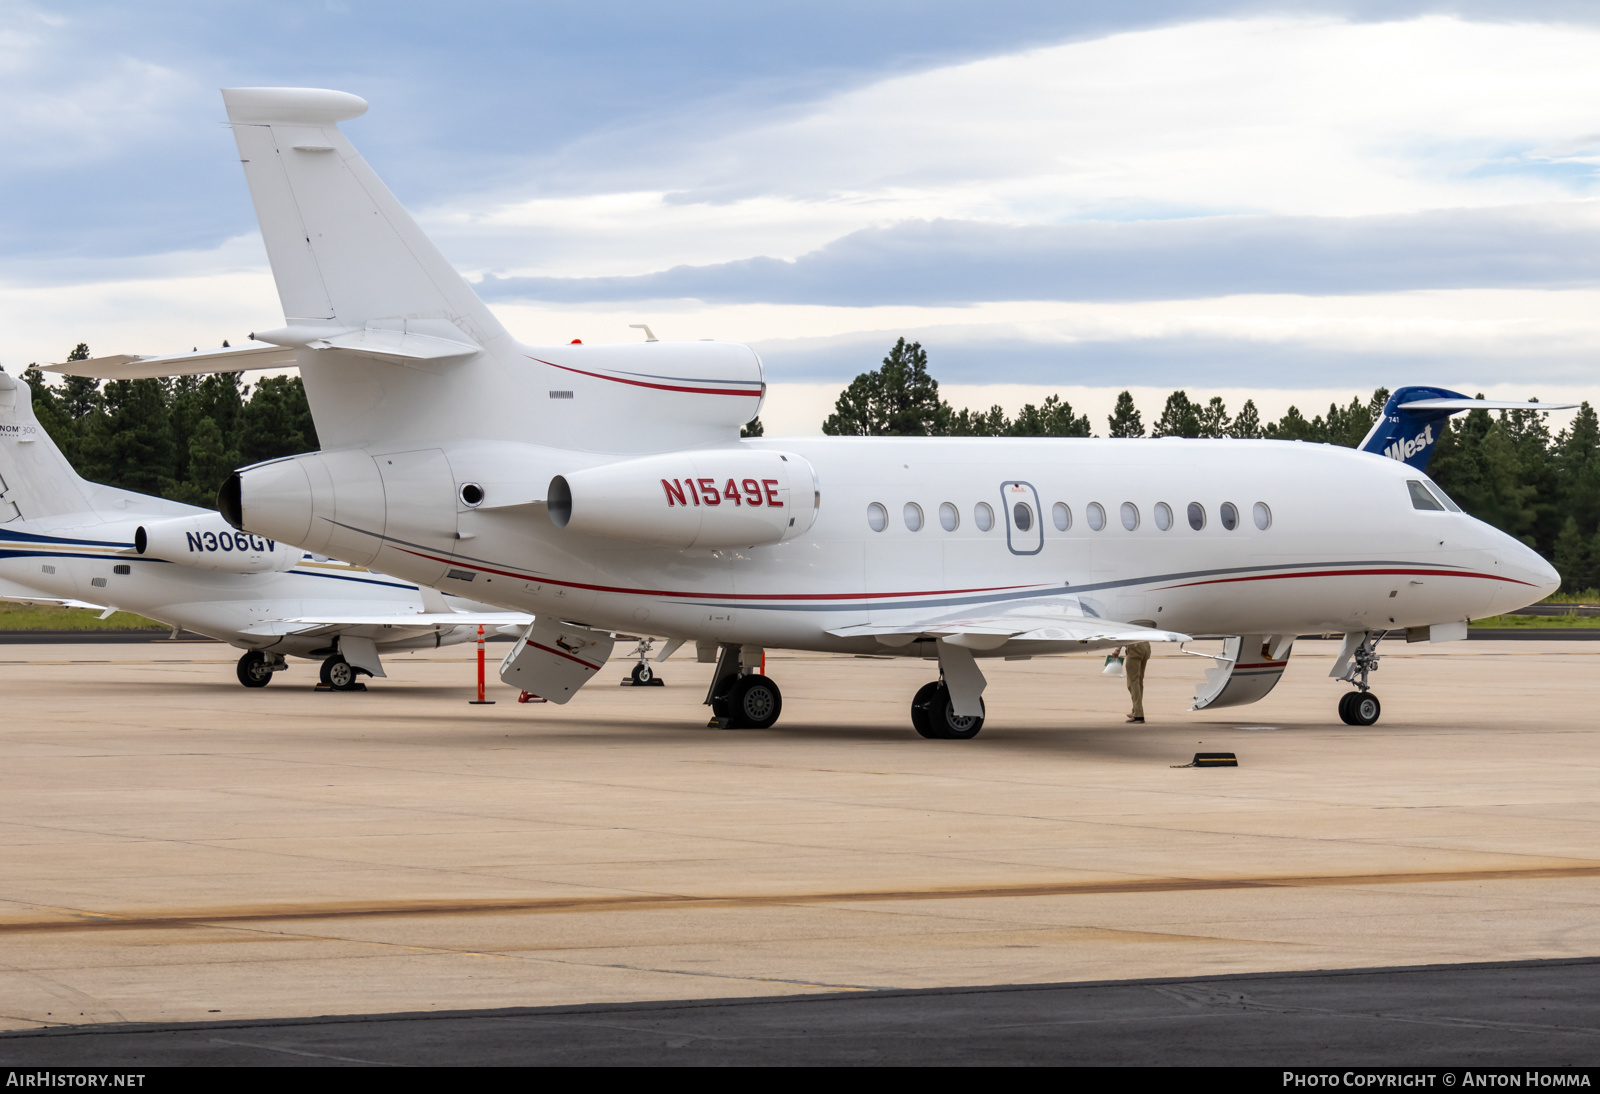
[1408,480,1446,511]
[1426,479,1462,512]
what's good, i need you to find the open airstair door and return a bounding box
[1191,634,1293,711]
[498,618,615,704]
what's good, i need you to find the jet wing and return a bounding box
[238,611,534,637]
[280,611,533,627]
[0,593,110,612]
[829,608,1188,650]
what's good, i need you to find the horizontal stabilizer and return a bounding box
[44,345,298,380]
[1397,398,1577,412]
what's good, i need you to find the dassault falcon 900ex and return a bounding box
[59,87,1561,735]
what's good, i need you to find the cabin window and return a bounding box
[91,577,107,588]
[40,564,55,575]
[1221,502,1239,530]
[903,502,924,532]
[1187,502,1205,530]
[867,502,888,532]
[939,502,960,531]
[114,564,131,575]
[1013,502,1034,533]
[1120,502,1139,531]
[1052,502,1071,531]
[1154,502,1173,531]
[1086,502,1106,531]
[974,502,995,532]
[1253,502,1272,530]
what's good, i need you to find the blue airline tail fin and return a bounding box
[1358,387,1576,471]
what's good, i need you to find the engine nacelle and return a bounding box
[136,514,299,573]
[549,449,819,550]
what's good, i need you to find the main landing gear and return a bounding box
[319,654,369,692]
[1333,631,1384,726]
[705,643,782,729]
[235,650,285,688]
[910,680,986,739]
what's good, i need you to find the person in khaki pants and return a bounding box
[1120,641,1151,723]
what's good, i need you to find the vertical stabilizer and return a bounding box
[221,88,508,346]
[0,371,94,520]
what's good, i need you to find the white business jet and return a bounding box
[59,87,1560,734]
[0,366,527,689]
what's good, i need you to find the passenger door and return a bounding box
[1001,480,1043,555]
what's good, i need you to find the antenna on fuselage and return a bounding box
[628,324,658,342]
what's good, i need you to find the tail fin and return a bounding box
[0,370,196,523]
[1359,386,1576,471]
[222,88,508,347]
[0,371,95,520]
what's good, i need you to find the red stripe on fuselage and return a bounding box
[398,546,1037,602]
[530,357,763,398]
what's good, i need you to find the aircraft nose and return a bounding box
[1493,535,1560,609]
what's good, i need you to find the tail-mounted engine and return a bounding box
[135,513,299,573]
[549,449,819,550]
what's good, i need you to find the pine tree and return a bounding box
[1231,399,1263,439]
[1265,405,1316,441]
[238,375,319,465]
[821,338,949,436]
[1196,396,1231,439]
[1106,391,1144,438]
[1554,516,1589,595]
[1008,394,1091,437]
[948,405,1009,436]
[740,416,764,438]
[1152,391,1202,438]
[177,416,237,507]
[91,378,175,494]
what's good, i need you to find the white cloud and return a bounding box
[431,15,1600,278]
[0,5,193,170]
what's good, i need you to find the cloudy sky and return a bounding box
[5,0,1600,433]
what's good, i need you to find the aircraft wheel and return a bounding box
[236,650,274,688]
[1348,692,1381,726]
[631,662,654,685]
[1337,692,1357,725]
[929,683,985,740]
[726,674,782,729]
[911,681,942,738]
[322,655,359,691]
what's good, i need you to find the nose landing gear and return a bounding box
[1333,631,1385,725]
[235,650,285,688]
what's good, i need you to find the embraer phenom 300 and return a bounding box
[58,88,1560,735]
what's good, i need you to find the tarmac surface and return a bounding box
[3,957,1596,1065]
[1,638,1597,1063]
